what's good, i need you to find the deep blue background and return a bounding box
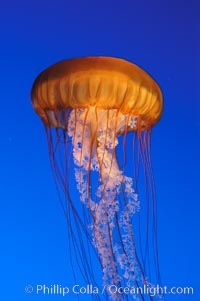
[0,0,199,300]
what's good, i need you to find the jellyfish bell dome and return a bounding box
[31,56,163,131]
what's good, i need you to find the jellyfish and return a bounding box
[31,56,163,300]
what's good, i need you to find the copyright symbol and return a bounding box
[25,285,33,294]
